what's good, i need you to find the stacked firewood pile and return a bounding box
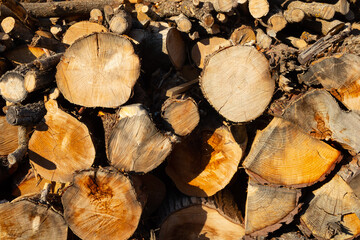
[1,0,360,239]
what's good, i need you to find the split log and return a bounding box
[62,21,108,45]
[1,16,33,42]
[286,36,308,49]
[248,0,269,19]
[107,104,173,173]
[230,25,256,46]
[166,120,246,197]
[334,0,350,15]
[158,190,245,240]
[191,37,231,69]
[0,0,124,18]
[0,197,68,239]
[29,100,95,182]
[300,175,360,239]
[0,53,61,103]
[271,89,360,154]
[109,9,132,35]
[0,116,18,156]
[243,117,342,187]
[61,167,146,240]
[245,179,301,236]
[161,96,200,136]
[200,45,275,122]
[299,54,360,114]
[287,1,335,20]
[56,32,140,108]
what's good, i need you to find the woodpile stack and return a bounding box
[0,0,360,239]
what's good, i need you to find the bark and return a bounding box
[6,101,46,126]
[1,17,33,42]
[109,9,132,34]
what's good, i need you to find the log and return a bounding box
[200,45,275,122]
[166,120,246,197]
[256,28,272,49]
[299,54,360,114]
[173,14,192,33]
[287,1,336,20]
[191,37,231,69]
[0,0,124,18]
[30,34,67,53]
[286,36,308,49]
[0,0,38,29]
[161,95,200,136]
[109,9,132,35]
[230,25,256,46]
[62,21,108,45]
[283,8,305,23]
[89,9,103,24]
[4,45,46,64]
[12,168,67,197]
[29,99,95,182]
[0,197,68,239]
[272,89,360,154]
[300,175,360,239]
[0,116,18,156]
[158,190,245,239]
[1,16,33,42]
[245,179,301,236]
[107,104,173,173]
[6,101,46,126]
[0,53,61,103]
[56,32,140,108]
[243,117,342,187]
[61,167,146,240]
[248,0,269,19]
[206,0,237,13]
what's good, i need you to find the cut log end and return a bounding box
[62,168,146,240]
[56,32,140,108]
[200,46,274,122]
